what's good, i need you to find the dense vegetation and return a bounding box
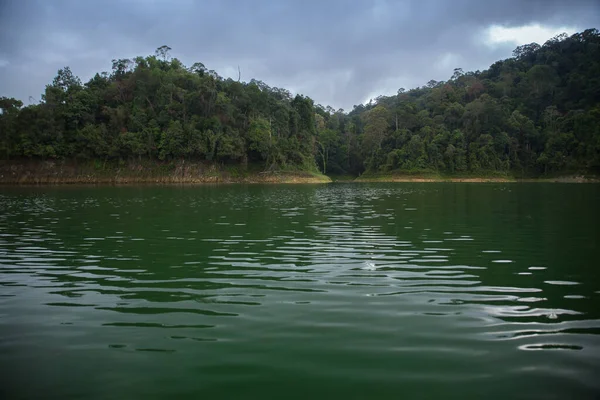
[1,29,599,177]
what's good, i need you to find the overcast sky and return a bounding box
[0,0,598,110]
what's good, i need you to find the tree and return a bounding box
[155,45,172,62]
[159,121,185,160]
[315,113,339,174]
[0,97,23,159]
[512,43,541,60]
[248,117,272,166]
[362,105,390,170]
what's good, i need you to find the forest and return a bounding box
[0,28,599,177]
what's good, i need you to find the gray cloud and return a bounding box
[0,0,598,110]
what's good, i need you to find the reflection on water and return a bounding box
[0,183,599,399]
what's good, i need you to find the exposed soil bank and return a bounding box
[1,161,597,185]
[353,174,599,183]
[0,160,331,185]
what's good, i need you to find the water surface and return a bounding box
[1,183,599,399]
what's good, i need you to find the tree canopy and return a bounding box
[1,28,599,176]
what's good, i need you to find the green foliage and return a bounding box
[0,47,319,170]
[248,117,272,161]
[344,28,600,176]
[1,30,599,177]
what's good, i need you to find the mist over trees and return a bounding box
[1,28,599,176]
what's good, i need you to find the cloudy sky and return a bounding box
[0,0,598,110]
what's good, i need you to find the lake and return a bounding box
[0,183,599,399]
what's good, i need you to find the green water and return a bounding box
[0,183,599,399]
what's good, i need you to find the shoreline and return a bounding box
[0,161,597,185]
[0,160,331,185]
[0,176,331,185]
[352,174,599,183]
[0,173,331,185]
[3,176,596,185]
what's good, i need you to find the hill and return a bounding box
[1,29,599,180]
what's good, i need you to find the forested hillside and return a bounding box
[1,29,599,177]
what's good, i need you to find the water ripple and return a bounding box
[0,184,598,397]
